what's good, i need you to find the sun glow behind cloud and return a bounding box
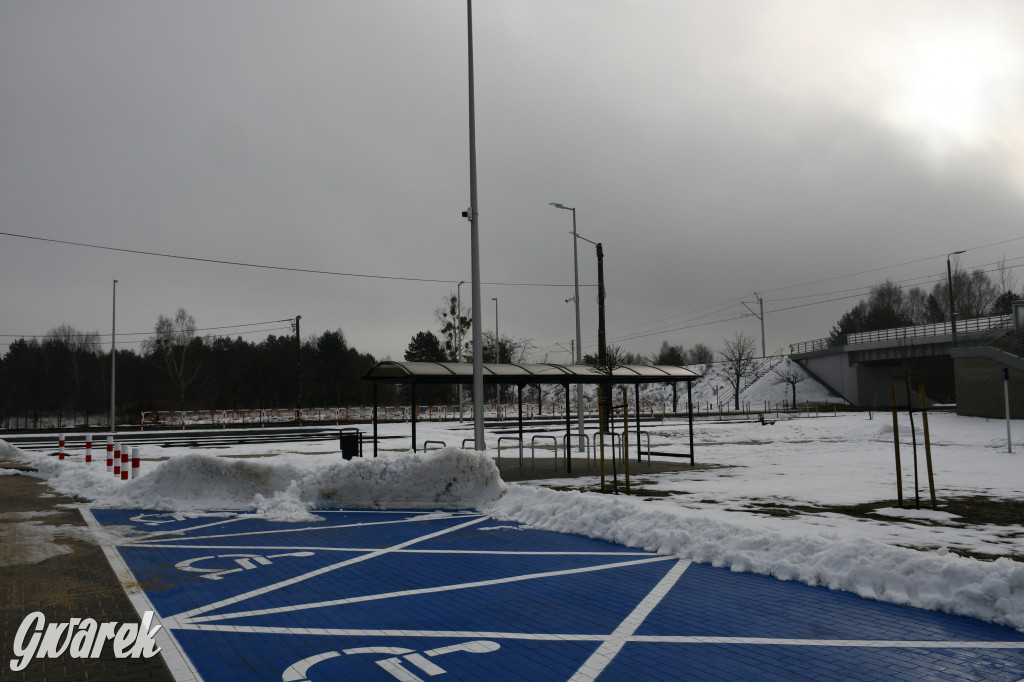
[702,2,1024,191]
[882,33,1018,155]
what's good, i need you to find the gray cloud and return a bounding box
[3,1,1024,365]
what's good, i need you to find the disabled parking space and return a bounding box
[85,508,1024,681]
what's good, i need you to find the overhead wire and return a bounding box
[0,231,584,288]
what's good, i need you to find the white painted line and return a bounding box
[160,623,1024,651]
[628,636,1024,648]
[127,542,645,557]
[570,558,691,682]
[172,515,492,622]
[80,507,203,682]
[169,624,608,640]
[186,554,676,624]
[136,513,482,544]
[132,515,249,541]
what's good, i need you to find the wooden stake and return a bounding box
[622,387,630,493]
[598,386,605,494]
[920,385,937,510]
[891,386,903,508]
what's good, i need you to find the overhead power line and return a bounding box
[0,325,295,348]
[0,231,585,288]
[0,318,295,339]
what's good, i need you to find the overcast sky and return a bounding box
[4,1,1024,365]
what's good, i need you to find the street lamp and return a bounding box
[568,230,608,436]
[492,296,500,406]
[110,279,117,432]
[492,297,499,364]
[550,202,585,451]
[466,0,484,450]
[948,250,965,347]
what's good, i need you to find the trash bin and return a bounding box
[340,430,359,460]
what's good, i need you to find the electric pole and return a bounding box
[293,315,301,424]
[742,293,766,357]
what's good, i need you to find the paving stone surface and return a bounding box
[81,507,1024,681]
[0,463,173,682]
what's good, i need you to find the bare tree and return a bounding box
[904,287,929,325]
[996,254,1017,295]
[435,292,472,362]
[143,308,207,408]
[689,343,715,370]
[655,341,688,412]
[655,341,687,365]
[720,332,758,410]
[960,269,998,318]
[931,267,998,320]
[772,362,806,406]
[585,344,630,430]
[44,325,101,416]
[584,344,630,374]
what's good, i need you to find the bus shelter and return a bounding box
[362,361,701,470]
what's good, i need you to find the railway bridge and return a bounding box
[789,314,1023,411]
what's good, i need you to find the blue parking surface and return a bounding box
[87,508,1024,681]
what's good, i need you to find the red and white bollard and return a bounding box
[58,434,65,460]
[113,443,121,477]
[85,434,92,463]
[121,446,129,480]
[131,447,140,479]
[106,436,114,472]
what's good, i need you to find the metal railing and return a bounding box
[790,314,1012,355]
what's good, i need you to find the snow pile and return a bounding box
[26,446,507,521]
[0,438,25,463]
[737,356,842,406]
[484,485,1024,630]
[639,356,844,408]
[5,422,1024,630]
[306,447,507,512]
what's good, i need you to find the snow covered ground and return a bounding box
[3,409,1024,631]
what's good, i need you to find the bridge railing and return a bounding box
[790,314,1013,355]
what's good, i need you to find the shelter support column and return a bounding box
[517,384,524,463]
[373,384,378,458]
[411,383,417,453]
[565,384,572,473]
[635,384,642,463]
[687,380,695,466]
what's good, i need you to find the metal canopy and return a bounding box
[363,361,701,385]
[361,360,699,469]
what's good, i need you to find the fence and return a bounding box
[135,400,673,429]
[790,314,1013,355]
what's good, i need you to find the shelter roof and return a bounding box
[362,361,700,385]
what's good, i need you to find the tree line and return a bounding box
[0,309,377,428]
[828,261,1020,345]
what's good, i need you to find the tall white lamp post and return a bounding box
[110,279,118,432]
[466,0,484,450]
[550,202,585,451]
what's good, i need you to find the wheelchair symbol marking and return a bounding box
[281,640,500,681]
[176,551,315,580]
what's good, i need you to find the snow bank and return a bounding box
[0,438,27,463]
[5,434,1024,630]
[25,446,507,521]
[483,485,1024,630]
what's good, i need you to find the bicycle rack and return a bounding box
[633,431,652,464]
[497,436,523,468]
[530,435,559,471]
[590,431,622,465]
[423,440,447,452]
[462,438,485,451]
[562,433,591,472]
